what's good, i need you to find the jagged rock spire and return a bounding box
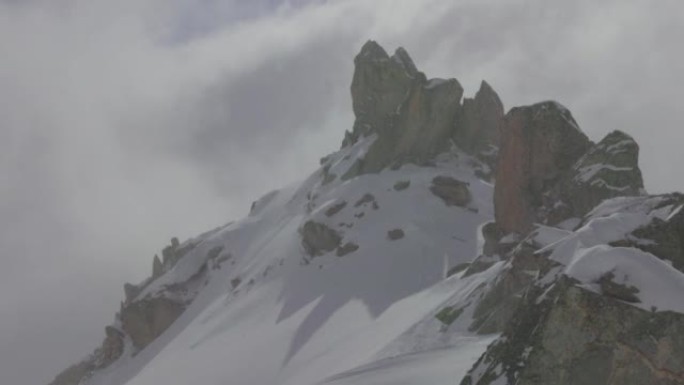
[342,41,503,179]
[457,80,504,155]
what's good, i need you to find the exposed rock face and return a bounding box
[123,283,141,303]
[152,254,163,279]
[342,41,502,179]
[495,101,591,233]
[98,326,125,366]
[300,221,342,257]
[48,361,92,385]
[456,80,504,161]
[560,130,644,217]
[462,277,684,385]
[495,103,647,235]
[613,193,684,272]
[430,176,472,207]
[121,297,185,350]
[48,326,125,385]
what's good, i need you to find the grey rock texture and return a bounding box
[495,103,645,234]
[462,277,684,385]
[48,326,126,385]
[387,229,405,240]
[430,176,471,207]
[300,221,342,257]
[342,41,502,179]
[612,193,684,272]
[559,130,645,219]
[336,242,359,257]
[152,254,163,279]
[494,101,592,234]
[456,80,504,170]
[121,297,185,350]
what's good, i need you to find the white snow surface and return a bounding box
[565,245,684,313]
[85,137,498,385]
[538,195,684,313]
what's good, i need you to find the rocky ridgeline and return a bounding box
[49,238,204,385]
[48,41,683,385]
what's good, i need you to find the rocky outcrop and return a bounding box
[393,180,411,191]
[430,176,472,207]
[456,80,505,169]
[120,297,185,350]
[124,282,141,303]
[48,361,92,385]
[494,103,646,234]
[387,229,405,240]
[300,221,342,257]
[48,326,125,385]
[612,193,684,272]
[98,326,125,366]
[559,130,645,217]
[342,41,502,179]
[494,101,592,234]
[462,277,684,385]
[152,254,163,279]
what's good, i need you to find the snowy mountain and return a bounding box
[49,41,684,385]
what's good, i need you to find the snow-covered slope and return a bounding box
[76,136,498,385]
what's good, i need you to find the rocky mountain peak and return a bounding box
[455,80,505,159]
[342,42,503,179]
[391,46,420,77]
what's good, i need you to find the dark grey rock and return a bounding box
[387,229,405,240]
[325,201,347,217]
[121,297,185,350]
[300,221,342,257]
[393,180,411,191]
[430,176,471,207]
[336,242,359,257]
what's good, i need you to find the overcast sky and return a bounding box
[1,0,683,384]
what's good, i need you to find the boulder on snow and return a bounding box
[300,221,342,257]
[430,176,471,207]
[393,180,411,191]
[387,228,405,240]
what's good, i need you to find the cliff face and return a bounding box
[494,102,644,234]
[343,40,502,179]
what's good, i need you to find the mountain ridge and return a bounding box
[48,41,684,385]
